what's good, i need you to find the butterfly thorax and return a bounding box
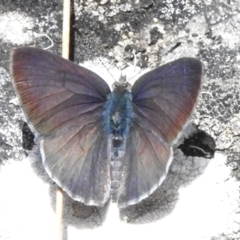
[103,82,133,158]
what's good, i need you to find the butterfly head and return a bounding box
[112,73,132,93]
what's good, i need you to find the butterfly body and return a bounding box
[102,82,133,201]
[11,47,203,208]
[103,83,133,158]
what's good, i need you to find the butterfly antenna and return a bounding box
[98,57,118,82]
[127,53,150,84]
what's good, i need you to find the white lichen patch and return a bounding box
[0,12,34,45]
[212,15,240,50]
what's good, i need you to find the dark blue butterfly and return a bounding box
[11,47,203,208]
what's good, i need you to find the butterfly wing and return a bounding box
[118,58,203,207]
[11,47,111,206]
[132,58,203,143]
[42,122,110,205]
[118,124,172,208]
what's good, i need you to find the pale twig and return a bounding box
[56,0,71,240]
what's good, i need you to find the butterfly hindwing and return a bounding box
[118,124,172,208]
[11,47,111,206]
[42,122,110,206]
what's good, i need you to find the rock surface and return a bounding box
[0,1,239,240]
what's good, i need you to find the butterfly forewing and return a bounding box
[11,47,111,206]
[11,47,110,136]
[132,58,203,143]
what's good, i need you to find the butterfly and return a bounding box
[11,47,203,208]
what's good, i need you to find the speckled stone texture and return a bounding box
[0,0,239,240]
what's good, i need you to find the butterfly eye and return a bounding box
[112,81,120,90]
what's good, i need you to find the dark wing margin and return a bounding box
[118,124,172,208]
[11,47,111,206]
[132,57,203,144]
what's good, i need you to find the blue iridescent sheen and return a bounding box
[103,84,133,157]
